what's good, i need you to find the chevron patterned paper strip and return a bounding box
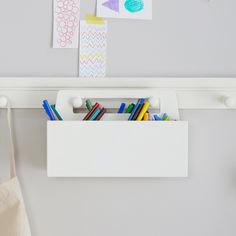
[53,0,80,48]
[79,20,107,77]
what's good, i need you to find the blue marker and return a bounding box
[42,103,50,119]
[43,101,55,121]
[128,98,145,121]
[89,108,101,121]
[149,114,155,121]
[117,103,126,113]
[43,100,55,121]
[154,114,162,121]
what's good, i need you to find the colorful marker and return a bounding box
[143,112,149,121]
[132,103,144,120]
[149,114,155,121]
[128,98,145,120]
[154,114,162,121]
[95,108,106,120]
[117,103,126,113]
[136,102,150,121]
[51,109,58,120]
[83,103,100,120]
[43,100,55,121]
[125,103,134,113]
[51,104,63,120]
[86,99,93,111]
[162,113,170,121]
[89,108,101,121]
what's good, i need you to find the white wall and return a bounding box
[1,109,236,236]
[0,0,236,76]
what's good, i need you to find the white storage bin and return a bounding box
[47,90,188,177]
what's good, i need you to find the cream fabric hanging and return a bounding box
[0,103,31,236]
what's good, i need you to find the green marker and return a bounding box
[51,105,63,120]
[86,99,93,111]
[162,113,170,121]
[125,103,134,113]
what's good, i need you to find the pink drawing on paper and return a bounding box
[54,0,79,48]
[102,0,119,13]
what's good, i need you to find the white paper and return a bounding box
[53,0,80,48]
[79,21,107,77]
[96,0,152,20]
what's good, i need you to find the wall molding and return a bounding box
[0,77,236,108]
[1,77,236,89]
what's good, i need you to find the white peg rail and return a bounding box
[1,77,236,109]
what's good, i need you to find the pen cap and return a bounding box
[86,99,93,110]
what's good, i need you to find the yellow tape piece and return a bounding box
[85,14,105,25]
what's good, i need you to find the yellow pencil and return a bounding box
[137,102,150,121]
[143,112,149,121]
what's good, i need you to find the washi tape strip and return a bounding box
[53,0,80,48]
[85,14,105,25]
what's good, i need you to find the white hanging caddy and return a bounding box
[47,89,188,177]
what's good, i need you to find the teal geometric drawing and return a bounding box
[124,0,144,13]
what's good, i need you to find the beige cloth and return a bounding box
[0,106,31,236]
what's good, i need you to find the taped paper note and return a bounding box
[79,19,107,77]
[53,0,80,48]
[97,0,152,20]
